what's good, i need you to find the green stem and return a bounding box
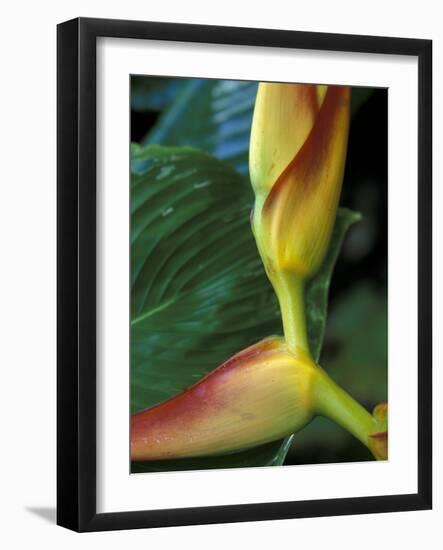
[275,274,309,354]
[312,366,379,453]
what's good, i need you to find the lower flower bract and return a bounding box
[131,338,316,461]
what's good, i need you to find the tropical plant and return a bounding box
[130,78,387,473]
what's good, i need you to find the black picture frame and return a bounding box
[57,17,432,532]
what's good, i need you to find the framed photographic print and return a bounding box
[57,17,432,532]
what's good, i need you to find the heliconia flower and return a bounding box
[250,83,351,281]
[131,337,317,461]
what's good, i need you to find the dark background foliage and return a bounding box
[130,77,387,466]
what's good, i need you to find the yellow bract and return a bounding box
[250,83,351,281]
[250,83,320,199]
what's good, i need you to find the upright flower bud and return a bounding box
[249,83,351,352]
[250,83,350,278]
[131,338,316,461]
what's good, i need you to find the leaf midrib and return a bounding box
[131,297,176,326]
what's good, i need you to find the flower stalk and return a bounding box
[273,272,309,354]
[312,367,381,450]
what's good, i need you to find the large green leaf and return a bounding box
[131,144,280,414]
[138,79,258,175]
[130,144,359,472]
